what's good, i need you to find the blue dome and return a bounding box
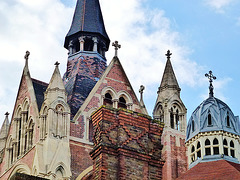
[186,97,240,141]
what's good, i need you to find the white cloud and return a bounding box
[204,0,234,13]
[1,0,231,126]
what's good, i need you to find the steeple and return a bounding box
[158,50,180,94]
[64,0,110,56]
[63,0,111,117]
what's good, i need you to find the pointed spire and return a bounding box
[64,0,110,49]
[159,50,180,93]
[0,112,10,141]
[47,62,65,91]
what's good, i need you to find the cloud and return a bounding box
[204,0,234,13]
[1,0,229,125]
[0,0,74,124]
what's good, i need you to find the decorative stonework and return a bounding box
[90,106,164,179]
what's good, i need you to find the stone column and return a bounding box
[92,37,98,52]
[79,37,85,51]
[68,40,74,55]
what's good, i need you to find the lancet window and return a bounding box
[223,139,228,156]
[213,138,219,155]
[205,139,211,155]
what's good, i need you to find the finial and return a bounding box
[112,41,121,57]
[5,112,9,116]
[54,61,60,66]
[139,85,145,100]
[205,70,216,97]
[165,50,172,60]
[24,51,30,65]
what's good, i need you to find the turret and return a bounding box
[63,0,111,117]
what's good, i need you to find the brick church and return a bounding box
[0,0,239,179]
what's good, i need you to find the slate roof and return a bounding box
[64,0,110,49]
[32,78,48,111]
[177,160,240,180]
[186,96,240,142]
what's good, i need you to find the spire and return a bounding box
[64,0,110,50]
[45,62,66,100]
[159,50,180,93]
[205,70,216,97]
[0,112,10,151]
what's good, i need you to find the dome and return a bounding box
[186,96,240,142]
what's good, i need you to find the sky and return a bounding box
[0,0,240,127]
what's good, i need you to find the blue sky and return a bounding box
[0,0,240,127]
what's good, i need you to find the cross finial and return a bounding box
[205,70,216,97]
[112,41,121,57]
[139,85,145,95]
[165,50,172,60]
[24,51,30,65]
[54,61,60,66]
[5,112,9,116]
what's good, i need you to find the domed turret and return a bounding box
[186,71,240,169]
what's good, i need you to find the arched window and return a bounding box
[176,109,180,130]
[191,145,195,163]
[223,139,228,156]
[208,113,212,126]
[213,138,219,155]
[205,139,211,155]
[196,141,201,159]
[118,97,127,109]
[55,166,65,179]
[226,112,230,127]
[89,119,93,143]
[103,93,113,107]
[170,108,174,129]
[230,140,235,158]
[28,120,34,149]
[192,120,195,132]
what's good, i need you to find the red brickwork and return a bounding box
[162,131,187,180]
[177,160,240,180]
[69,140,93,180]
[90,107,165,179]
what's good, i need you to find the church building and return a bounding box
[0,0,239,179]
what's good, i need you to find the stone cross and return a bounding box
[139,85,145,101]
[205,70,216,97]
[165,50,172,60]
[5,112,9,116]
[24,51,30,65]
[112,41,121,57]
[55,61,60,66]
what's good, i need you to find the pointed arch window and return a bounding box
[230,140,235,158]
[89,118,93,143]
[176,109,180,130]
[226,112,230,127]
[192,120,195,132]
[205,139,211,155]
[213,138,219,155]
[118,97,127,109]
[28,120,34,149]
[170,108,174,129]
[190,145,195,163]
[208,112,212,126]
[196,141,201,159]
[223,139,228,156]
[103,93,113,107]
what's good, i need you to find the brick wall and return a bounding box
[90,106,165,179]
